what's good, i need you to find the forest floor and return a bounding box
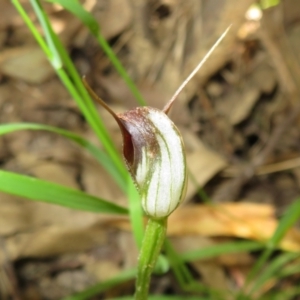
[1,0,300,299]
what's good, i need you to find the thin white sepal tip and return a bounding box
[163,25,232,114]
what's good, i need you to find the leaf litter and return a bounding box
[1,0,300,298]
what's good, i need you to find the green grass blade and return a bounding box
[263,287,300,300]
[127,177,144,248]
[181,240,264,262]
[248,252,299,296]
[56,69,126,177]
[0,170,127,214]
[276,261,300,278]
[164,240,224,299]
[164,240,263,299]
[47,0,99,35]
[250,199,300,280]
[28,0,126,178]
[14,0,125,180]
[0,123,127,191]
[13,0,145,248]
[65,264,209,300]
[30,0,62,68]
[46,0,146,106]
[238,199,300,299]
[62,268,136,300]
[11,0,52,60]
[165,239,193,288]
[267,199,300,249]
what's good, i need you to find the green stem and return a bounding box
[135,217,167,300]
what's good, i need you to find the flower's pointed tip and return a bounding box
[162,99,174,115]
[82,77,124,126]
[162,25,232,115]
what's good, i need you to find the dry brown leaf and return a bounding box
[2,200,299,265]
[105,202,300,252]
[168,203,300,251]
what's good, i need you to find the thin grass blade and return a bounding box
[238,199,300,299]
[127,177,144,248]
[0,123,127,191]
[181,240,264,262]
[262,287,300,300]
[267,199,300,249]
[62,268,136,300]
[0,170,127,214]
[248,252,299,296]
[30,0,62,68]
[45,0,146,106]
[13,0,125,180]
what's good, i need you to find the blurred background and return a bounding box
[1,0,300,299]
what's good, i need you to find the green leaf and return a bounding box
[0,170,128,214]
[0,123,127,191]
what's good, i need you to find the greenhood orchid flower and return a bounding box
[118,106,187,218]
[83,82,187,219]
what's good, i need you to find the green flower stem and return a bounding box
[135,217,168,300]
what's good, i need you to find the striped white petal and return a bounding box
[118,107,187,218]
